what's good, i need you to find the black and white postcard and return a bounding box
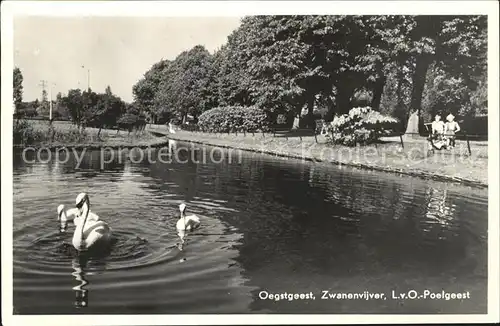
[1,1,499,325]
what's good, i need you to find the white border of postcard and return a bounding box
[2,1,499,325]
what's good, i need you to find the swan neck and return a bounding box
[180,213,187,230]
[79,202,90,240]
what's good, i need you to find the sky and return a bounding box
[14,17,242,102]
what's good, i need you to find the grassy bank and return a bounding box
[149,125,488,188]
[13,120,168,149]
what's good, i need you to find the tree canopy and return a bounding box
[130,15,487,131]
[13,67,24,112]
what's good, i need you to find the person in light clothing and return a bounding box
[444,113,460,148]
[431,114,446,135]
[428,114,446,151]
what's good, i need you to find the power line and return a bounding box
[38,80,48,101]
[38,80,56,121]
[81,65,90,90]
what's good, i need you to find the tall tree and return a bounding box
[408,16,441,120]
[132,59,171,123]
[214,21,255,108]
[54,92,69,120]
[435,16,487,117]
[62,89,84,128]
[242,16,323,124]
[154,45,214,123]
[355,16,415,111]
[85,91,125,138]
[216,16,378,124]
[13,67,24,113]
[135,14,487,133]
[219,16,338,126]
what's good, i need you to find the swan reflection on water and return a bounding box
[70,250,110,309]
[71,255,90,308]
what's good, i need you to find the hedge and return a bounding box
[197,106,270,133]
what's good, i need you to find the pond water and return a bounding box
[13,140,488,314]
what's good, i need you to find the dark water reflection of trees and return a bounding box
[13,144,487,313]
[14,148,127,178]
[130,143,487,313]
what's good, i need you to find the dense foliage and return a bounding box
[197,106,269,133]
[132,60,171,123]
[325,107,399,146]
[132,15,486,135]
[133,46,216,124]
[14,15,487,144]
[70,88,142,130]
[14,101,39,119]
[116,113,147,133]
[13,119,92,146]
[13,67,24,113]
[13,120,41,145]
[13,64,148,143]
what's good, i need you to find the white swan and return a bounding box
[176,203,200,245]
[57,193,112,251]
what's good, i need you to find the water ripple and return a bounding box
[12,147,488,314]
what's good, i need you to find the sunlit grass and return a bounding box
[13,119,166,147]
[155,126,488,186]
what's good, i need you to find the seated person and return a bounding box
[428,114,446,151]
[444,113,460,148]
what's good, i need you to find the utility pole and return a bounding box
[49,82,56,122]
[38,80,48,100]
[81,65,90,91]
[39,80,56,123]
[38,80,48,117]
[49,84,52,121]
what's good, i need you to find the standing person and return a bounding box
[445,113,460,148]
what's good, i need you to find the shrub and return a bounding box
[13,120,44,145]
[197,106,270,133]
[51,127,89,143]
[115,113,147,133]
[325,107,399,146]
[29,115,50,121]
[13,120,92,145]
[13,107,38,119]
[117,113,140,125]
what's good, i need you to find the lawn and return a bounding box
[14,119,168,148]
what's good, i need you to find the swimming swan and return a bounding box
[57,193,112,251]
[176,203,200,244]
